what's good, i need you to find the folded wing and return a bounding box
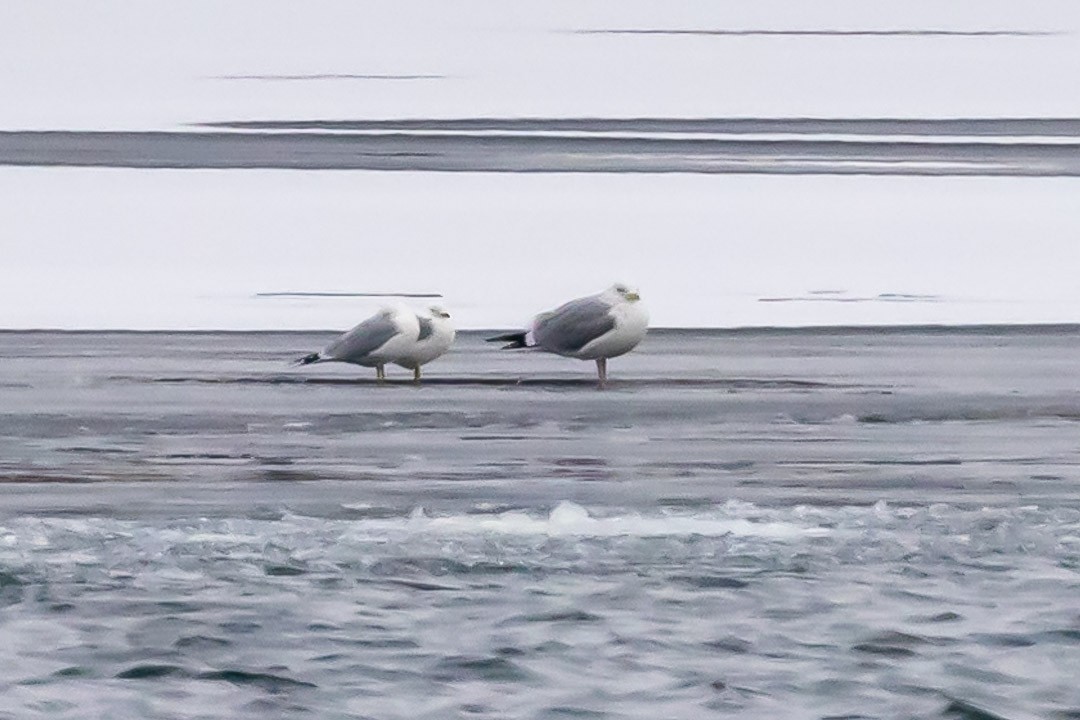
[324,312,401,363]
[533,297,616,355]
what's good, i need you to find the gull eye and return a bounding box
[615,284,628,294]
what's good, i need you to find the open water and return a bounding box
[1,328,1079,719]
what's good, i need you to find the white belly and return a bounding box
[362,331,417,366]
[577,302,649,360]
[396,327,455,369]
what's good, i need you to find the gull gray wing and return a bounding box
[324,312,400,363]
[416,316,434,341]
[533,297,616,354]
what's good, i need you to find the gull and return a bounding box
[295,306,420,381]
[487,284,648,387]
[394,306,456,383]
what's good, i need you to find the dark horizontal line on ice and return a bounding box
[210,74,445,81]
[122,375,852,390]
[256,292,443,298]
[3,325,1080,336]
[200,117,1080,137]
[574,28,1059,37]
[759,294,942,303]
[3,131,1080,176]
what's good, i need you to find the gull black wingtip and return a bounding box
[485,331,529,349]
[294,352,322,366]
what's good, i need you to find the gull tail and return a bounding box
[294,352,323,366]
[486,331,529,350]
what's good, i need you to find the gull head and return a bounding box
[608,283,642,303]
[429,305,452,319]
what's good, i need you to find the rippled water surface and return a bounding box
[1,329,1079,719]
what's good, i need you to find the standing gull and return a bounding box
[487,284,648,387]
[394,306,456,383]
[296,306,420,381]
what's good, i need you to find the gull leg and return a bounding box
[376,364,385,383]
[596,357,607,389]
[413,366,421,384]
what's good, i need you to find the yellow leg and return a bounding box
[376,364,385,383]
[413,366,421,384]
[596,358,607,389]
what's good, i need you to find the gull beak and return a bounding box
[626,292,641,302]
